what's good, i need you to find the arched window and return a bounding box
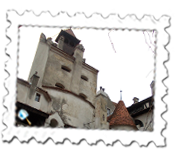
[135,119,144,127]
[50,119,58,127]
[81,75,88,81]
[61,65,71,72]
[55,83,65,89]
[79,93,87,100]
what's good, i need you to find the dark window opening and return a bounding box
[81,75,88,81]
[107,108,110,116]
[61,65,71,72]
[79,93,87,100]
[64,124,75,128]
[64,38,69,44]
[55,83,65,89]
[135,119,144,127]
[35,93,40,102]
[50,119,58,127]
[70,41,74,47]
[103,114,105,121]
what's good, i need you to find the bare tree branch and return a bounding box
[143,31,155,54]
[108,30,117,53]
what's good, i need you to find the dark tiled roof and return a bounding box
[127,96,153,111]
[65,29,76,38]
[55,29,80,44]
[109,100,136,128]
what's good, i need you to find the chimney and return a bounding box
[150,81,155,96]
[83,58,86,63]
[133,97,139,104]
[29,72,40,99]
[73,44,85,59]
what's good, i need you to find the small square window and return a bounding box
[35,93,40,102]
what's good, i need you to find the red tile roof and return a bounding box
[109,100,136,128]
[107,114,112,121]
[65,29,76,38]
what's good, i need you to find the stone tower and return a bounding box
[94,88,110,129]
[28,29,98,104]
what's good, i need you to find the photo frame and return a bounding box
[2,10,170,146]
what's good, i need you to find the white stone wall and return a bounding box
[134,109,153,131]
[44,112,64,128]
[45,88,95,129]
[42,50,74,89]
[79,67,97,104]
[28,37,50,87]
[17,82,51,114]
[17,83,29,104]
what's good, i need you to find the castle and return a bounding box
[16,29,154,131]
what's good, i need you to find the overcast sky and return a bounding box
[18,27,155,107]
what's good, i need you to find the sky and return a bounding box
[18,27,155,107]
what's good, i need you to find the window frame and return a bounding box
[81,75,88,82]
[35,93,41,102]
[79,93,87,100]
[103,114,105,121]
[55,83,65,89]
[64,38,69,44]
[61,65,71,72]
[107,108,111,116]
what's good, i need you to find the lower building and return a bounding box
[17,75,154,131]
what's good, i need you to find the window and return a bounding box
[35,93,40,102]
[107,108,110,116]
[79,93,87,100]
[55,83,65,89]
[81,75,88,81]
[64,124,75,128]
[64,38,69,44]
[70,41,74,47]
[50,119,58,127]
[61,65,71,72]
[135,119,144,128]
[103,114,105,121]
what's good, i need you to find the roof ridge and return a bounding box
[65,29,76,38]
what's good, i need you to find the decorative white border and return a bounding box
[2,10,170,146]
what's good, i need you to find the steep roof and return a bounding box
[108,100,136,128]
[55,29,80,44]
[65,29,76,38]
